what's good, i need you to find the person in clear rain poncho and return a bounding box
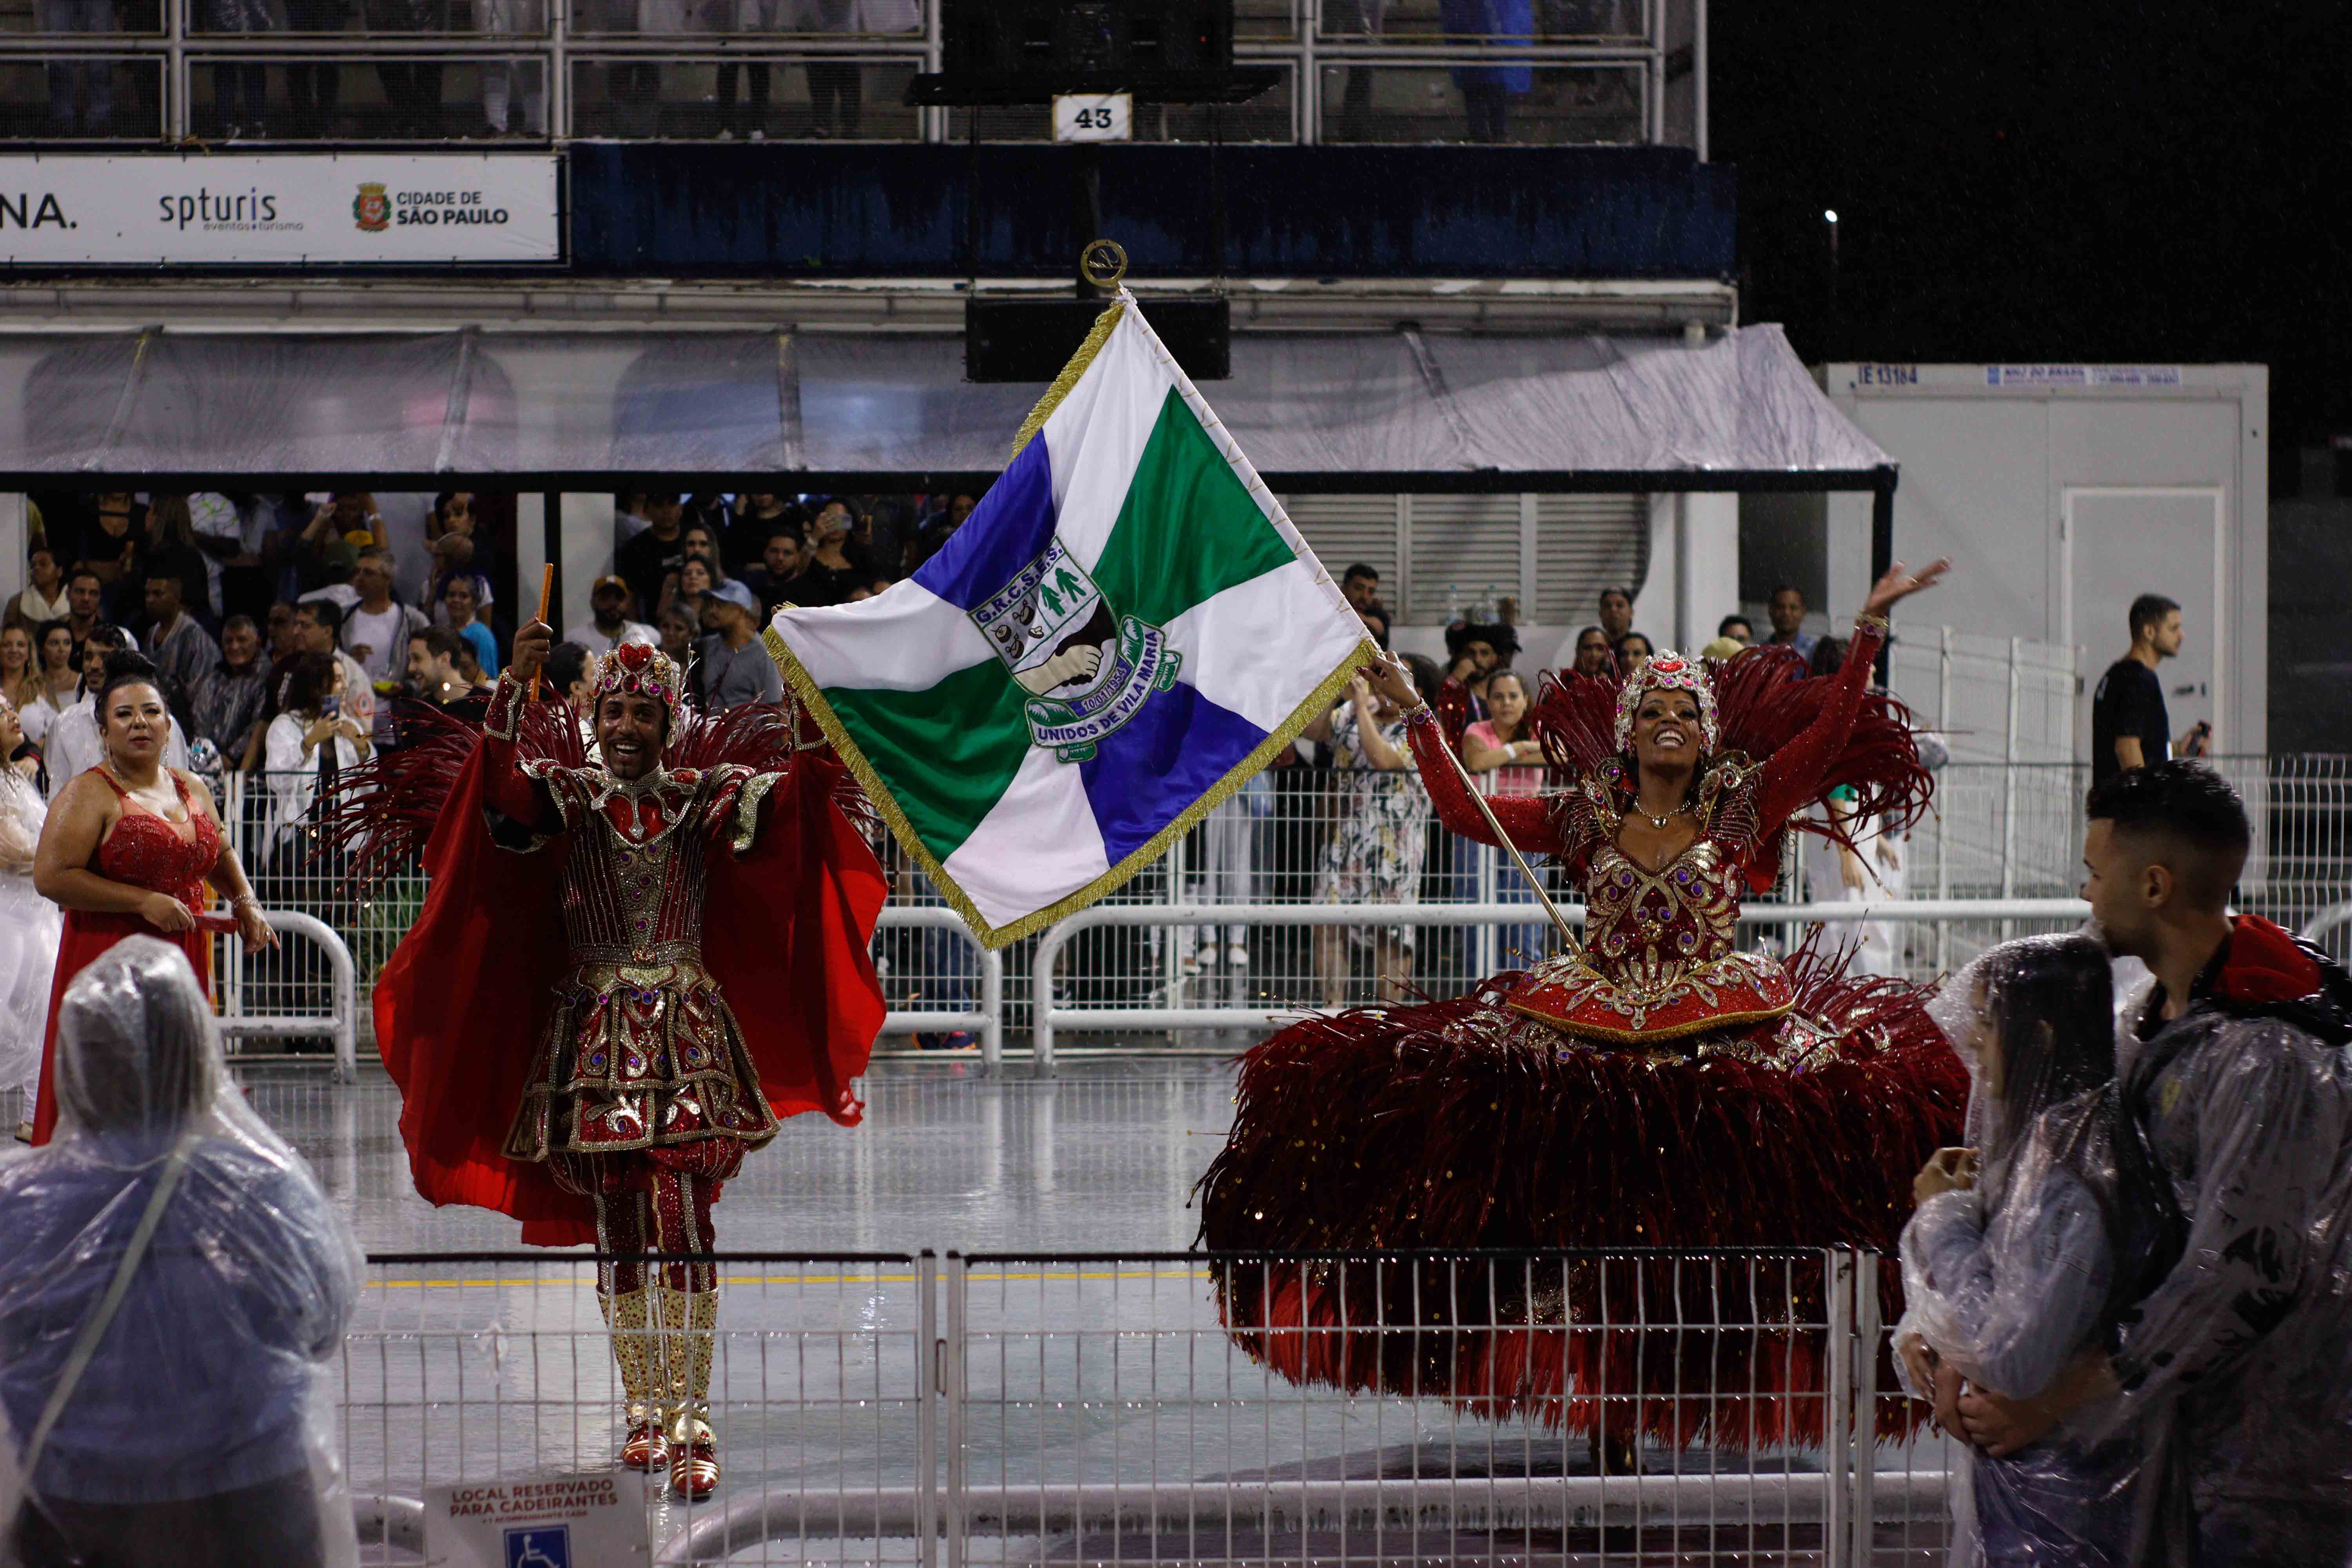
[0,937,363,1568]
[1952,762,2352,1567]
[1896,933,2174,1566]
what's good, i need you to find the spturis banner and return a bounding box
[766,290,1376,949]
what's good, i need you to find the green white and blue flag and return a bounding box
[766,292,1376,947]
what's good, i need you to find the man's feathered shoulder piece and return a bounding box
[316,693,871,890]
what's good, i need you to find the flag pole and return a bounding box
[1423,707,1581,954]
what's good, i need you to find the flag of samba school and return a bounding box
[765,290,1378,949]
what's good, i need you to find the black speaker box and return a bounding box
[965,295,1230,383]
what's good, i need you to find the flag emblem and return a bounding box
[973,536,1181,762]
[766,292,1375,947]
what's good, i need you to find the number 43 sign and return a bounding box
[1053,93,1133,142]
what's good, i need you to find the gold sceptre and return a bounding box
[1375,655,1581,955]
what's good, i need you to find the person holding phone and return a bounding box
[261,653,369,863]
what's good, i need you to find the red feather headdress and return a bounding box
[1531,644,1933,867]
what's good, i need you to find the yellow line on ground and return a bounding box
[365,1269,1213,1290]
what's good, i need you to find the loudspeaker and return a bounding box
[940,0,1233,83]
[966,296,1230,383]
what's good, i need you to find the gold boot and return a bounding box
[657,1288,720,1499]
[601,1288,667,1472]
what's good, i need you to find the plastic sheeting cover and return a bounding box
[0,937,364,1568]
[0,321,1889,479]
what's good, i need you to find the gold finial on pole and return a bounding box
[1080,239,1129,289]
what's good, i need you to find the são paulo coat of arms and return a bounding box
[353,183,390,232]
[971,537,1178,763]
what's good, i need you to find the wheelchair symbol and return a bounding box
[505,1525,571,1568]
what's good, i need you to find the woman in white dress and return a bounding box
[0,693,61,1139]
[261,654,370,870]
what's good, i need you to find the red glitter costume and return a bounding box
[28,769,220,1145]
[339,651,886,1492]
[1196,623,1966,1451]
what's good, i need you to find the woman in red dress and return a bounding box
[27,652,274,1145]
[1198,563,1966,1463]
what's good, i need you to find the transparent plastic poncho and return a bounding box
[0,937,363,1568]
[1895,932,2159,1568]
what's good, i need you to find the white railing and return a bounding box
[215,906,359,1081]
[1026,897,2089,1073]
[345,1244,1953,1568]
[211,750,2350,1070]
[873,904,1002,1067]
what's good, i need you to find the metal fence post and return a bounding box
[1824,1247,1854,1568]
[1850,1249,1884,1566]
[2000,636,2022,939]
[941,1250,966,1568]
[916,1249,938,1568]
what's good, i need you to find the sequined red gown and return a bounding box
[29,769,220,1145]
[1196,625,1965,1448]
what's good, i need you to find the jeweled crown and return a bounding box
[590,641,685,737]
[1611,650,1720,753]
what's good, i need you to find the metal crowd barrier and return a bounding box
[1025,897,2091,1074]
[873,906,1003,1068]
[344,1246,1953,1566]
[213,751,2352,1072]
[215,906,360,1081]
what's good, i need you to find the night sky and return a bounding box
[1711,5,2350,495]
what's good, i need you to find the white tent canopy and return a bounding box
[0,321,1889,485]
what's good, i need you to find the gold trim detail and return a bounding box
[1510,996,1797,1045]
[765,625,1379,951]
[1007,295,1126,462]
[730,769,782,855]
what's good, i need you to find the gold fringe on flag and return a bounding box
[1007,293,1127,462]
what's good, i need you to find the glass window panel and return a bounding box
[1319,61,1641,144]
[186,55,549,138]
[566,55,918,139]
[573,0,923,37]
[0,0,164,37]
[0,55,163,136]
[1320,0,1648,43]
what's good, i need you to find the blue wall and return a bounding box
[568,143,1734,279]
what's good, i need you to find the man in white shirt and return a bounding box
[562,574,658,657]
[45,629,191,800]
[339,547,428,742]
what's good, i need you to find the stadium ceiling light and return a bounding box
[1824,209,1839,224]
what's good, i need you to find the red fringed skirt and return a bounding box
[1194,948,1966,1450]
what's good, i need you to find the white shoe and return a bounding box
[1225,943,1249,969]
[748,127,766,142]
[1180,947,1203,978]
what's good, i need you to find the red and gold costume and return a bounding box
[336,646,886,1495]
[1197,621,1965,1451]
[29,769,219,1146]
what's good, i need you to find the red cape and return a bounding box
[373,747,887,1246]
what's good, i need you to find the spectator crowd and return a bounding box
[0,487,976,797]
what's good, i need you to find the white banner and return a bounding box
[0,152,560,264]
[423,1475,648,1567]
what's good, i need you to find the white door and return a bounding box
[2064,486,2224,759]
